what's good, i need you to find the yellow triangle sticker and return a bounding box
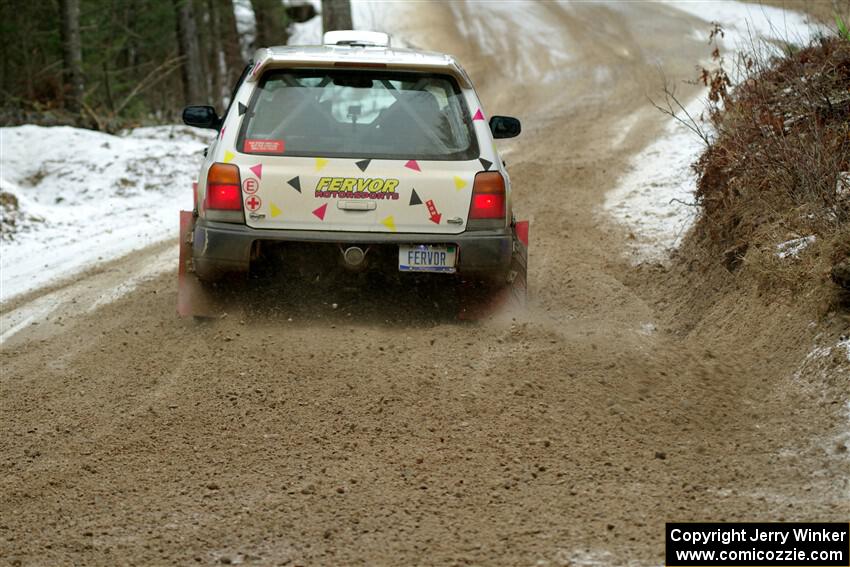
[270,203,282,218]
[381,215,396,232]
[454,176,467,190]
[223,151,235,163]
[315,157,329,171]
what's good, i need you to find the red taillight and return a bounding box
[469,172,506,219]
[204,163,242,211]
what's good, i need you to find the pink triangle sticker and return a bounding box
[249,163,262,179]
[472,109,484,121]
[404,159,421,172]
[312,203,327,220]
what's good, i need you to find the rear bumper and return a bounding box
[192,218,512,280]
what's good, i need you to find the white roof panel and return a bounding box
[247,44,472,88]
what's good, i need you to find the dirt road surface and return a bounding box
[2,3,847,566]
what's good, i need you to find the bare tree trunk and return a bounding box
[173,0,205,105]
[250,0,288,48]
[204,0,225,104]
[194,0,215,103]
[220,0,247,68]
[321,0,352,33]
[59,0,84,113]
[0,21,7,103]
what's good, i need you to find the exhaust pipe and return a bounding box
[341,246,367,270]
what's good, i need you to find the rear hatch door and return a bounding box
[233,67,482,234]
[238,156,480,234]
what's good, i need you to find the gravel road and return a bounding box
[2,3,847,566]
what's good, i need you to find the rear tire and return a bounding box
[457,225,528,320]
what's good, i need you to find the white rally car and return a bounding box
[178,31,527,315]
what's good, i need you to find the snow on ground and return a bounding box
[776,235,816,259]
[604,1,822,263]
[0,1,409,308]
[604,95,707,262]
[0,245,176,344]
[792,336,850,457]
[0,2,825,305]
[448,0,575,85]
[839,337,850,363]
[792,335,850,385]
[664,0,821,51]
[0,125,211,303]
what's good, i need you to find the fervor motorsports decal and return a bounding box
[314,177,401,200]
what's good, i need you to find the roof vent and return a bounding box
[322,30,391,47]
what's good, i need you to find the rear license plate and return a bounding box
[398,245,457,273]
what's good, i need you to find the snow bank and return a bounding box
[664,1,822,50]
[1,178,47,239]
[605,1,820,263]
[604,96,706,261]
[0,125,210,303]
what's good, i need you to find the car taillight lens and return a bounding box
[469,172,505,219]
[205,163,242,211]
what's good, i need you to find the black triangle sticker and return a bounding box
[238,102,248,116]
[355,159,371,172]
[288,176,301,193]
[409,188,422,206]
[479,158,493,171]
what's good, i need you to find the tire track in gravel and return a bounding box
[2,3,847,566]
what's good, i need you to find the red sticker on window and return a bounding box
[244,139,285,154]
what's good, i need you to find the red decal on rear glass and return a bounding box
[244,139,285,154]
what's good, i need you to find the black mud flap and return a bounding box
[458,220,529,320]
[177,210,219,318]
[509,220,529,308]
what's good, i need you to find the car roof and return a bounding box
[248,44,473,88]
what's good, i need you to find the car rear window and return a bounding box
[237,69,479,160]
